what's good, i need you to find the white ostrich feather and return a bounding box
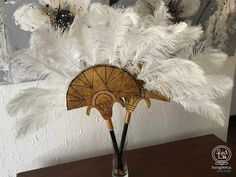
[14,3,50,32]
[29,28,85,78]
[140,59,207,98]
[68,13,108,66]
[117,25,142,69]
[170,75,231,100]
[118,23,201,71]
[188,75,233,100]
[138,58,205,83]
[124,23,202,73]
[67,4,140,67]
[175,42,228,72]
[173,99,225,126]
[145,23,202,58]
[85,4,140,66]
[10,49,68,79]
[196,50,228,65]
[145,79,201,99]
[162,23,203,50]
[193,51,228,73]
[144,73,232,101]
[7,88,64,117]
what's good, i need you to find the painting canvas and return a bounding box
[0,7,12,85]
[1,0,58,84]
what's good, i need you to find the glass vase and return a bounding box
[112,141,128,177]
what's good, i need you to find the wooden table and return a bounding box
[17,134,235,177]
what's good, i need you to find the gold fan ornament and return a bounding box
[66,64,169,175]
[67,65,169,129]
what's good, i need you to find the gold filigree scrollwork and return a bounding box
[124,96,151,123]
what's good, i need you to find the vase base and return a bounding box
[112,169,128,177]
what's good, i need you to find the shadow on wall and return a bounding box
[230,67,236,115]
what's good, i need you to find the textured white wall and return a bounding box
[0,58,235,177]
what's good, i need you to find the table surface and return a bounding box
[17,134,235,177]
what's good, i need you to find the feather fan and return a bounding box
[7,0,234,136]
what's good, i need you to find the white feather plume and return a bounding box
[70,5,110,65]
[173,99,226,126]
[10,49,67,79]
[29,28,85,78]
[121,23,203,73]
[139,59,206,98]
[173,75,233,100]
[138,58,205,83]
[86,4,140,66]
[175,42,228,72]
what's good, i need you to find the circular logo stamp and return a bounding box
[212,145,232,166]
